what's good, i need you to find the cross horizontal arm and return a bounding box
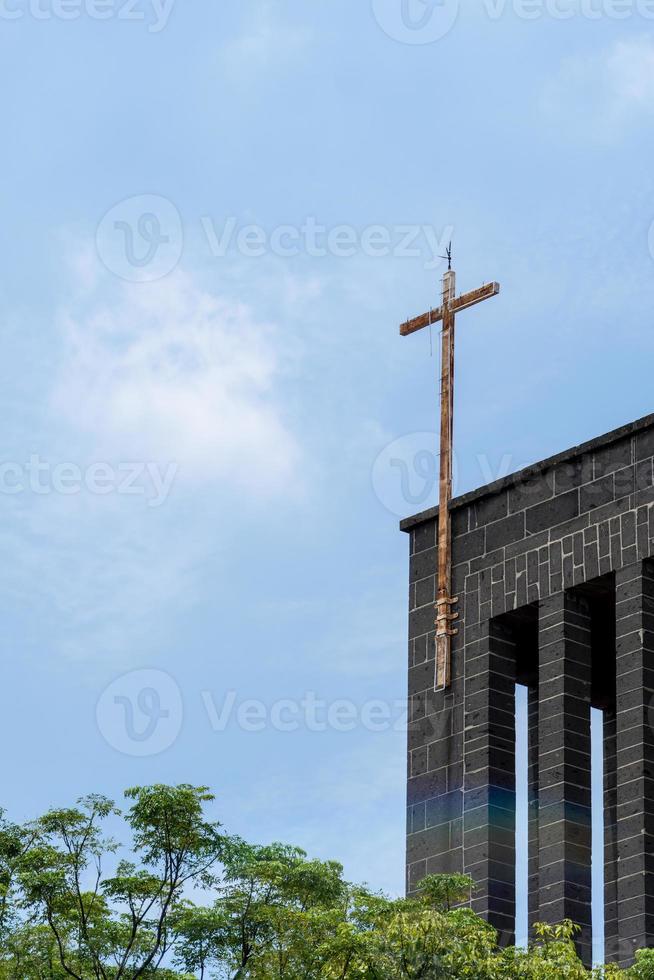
[399,282,500,337]
[400,306,444,337]
[450,281,500,314]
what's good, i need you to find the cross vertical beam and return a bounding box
[400,264,500,690]
[436,269,456,689]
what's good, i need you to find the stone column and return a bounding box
[538,591,593,966]
[614,562,654,966]
[464,618,516,944]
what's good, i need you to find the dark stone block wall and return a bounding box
[401,414,654,967]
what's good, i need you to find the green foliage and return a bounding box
[628,949,654,978]
[0,784,649,979]
[1,785,224,980]
[415,872,474,910]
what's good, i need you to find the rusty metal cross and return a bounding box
[400,264,500,690]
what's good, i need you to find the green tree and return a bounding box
[0,784,646,980]
[12,785,223,980]
[174,840,356,979]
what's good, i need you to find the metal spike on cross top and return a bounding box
[400,247,500,691]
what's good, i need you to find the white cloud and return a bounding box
[606,35,654,106]
[0,259,306,665]
[52,270,300,498]
[0,491,203,666]
[220,2,312,82]
[541,35,654,137]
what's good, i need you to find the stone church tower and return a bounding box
[402,414,654,967]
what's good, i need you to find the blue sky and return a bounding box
[1,0,654,920]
